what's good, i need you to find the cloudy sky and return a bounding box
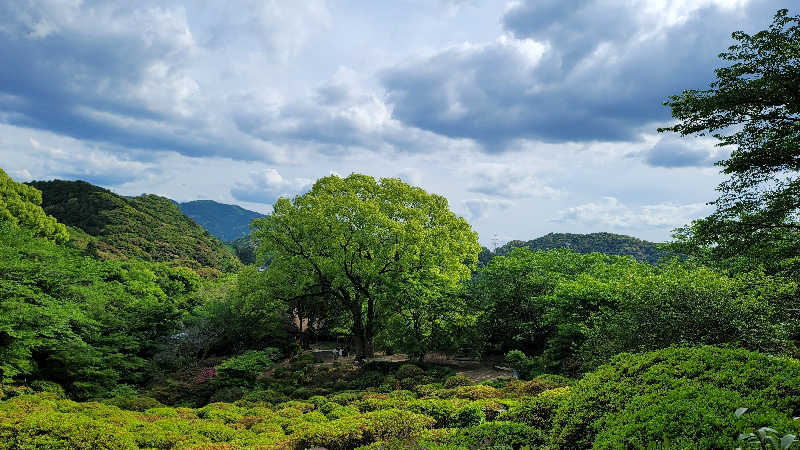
[0,0,788,245]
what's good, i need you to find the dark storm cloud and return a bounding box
[381,0,787,151]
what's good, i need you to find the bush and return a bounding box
[197,403,246,424]
[395,364,424,381]
[443,375,473,389]
[452,403,485,428]
[447,421,546,449]
[293,408,435,450]
[103,396,163,412]
[453,385,502,400]
[406,399,460,428]
[29,380,66,399]
[0,407,138,449]
[499,386,571,429]
[502,377,567,397]
[215,349,280,386]
[239,388,286,405]
[329,391,363,405]
[550,346,800,449]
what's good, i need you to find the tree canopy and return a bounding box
[661,9,800,275]
[0,168,68,243]
[252,173,481,358]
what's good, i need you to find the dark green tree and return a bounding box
[660,9,800,274]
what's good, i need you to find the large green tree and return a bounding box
[251,173,480,358]
[660,9,800,274]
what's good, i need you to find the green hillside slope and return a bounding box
[27,180,240,272]
[494,232,667,264]
[178,200,265,242]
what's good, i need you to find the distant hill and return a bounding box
[28,180,240,273]
[178,200,266,242]
[492,232,667,264]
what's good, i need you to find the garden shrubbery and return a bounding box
[2,345,800,449]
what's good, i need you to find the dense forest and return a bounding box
[1,9,800,450]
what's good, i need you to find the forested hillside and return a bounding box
[179,200,266,242]
[493,232,666,264]
[28,180,240,273]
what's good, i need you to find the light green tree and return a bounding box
[251,173,480,358]
[0,168,68,243]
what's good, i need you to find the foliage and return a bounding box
[0,223,200,395]
[27,179,240,272]
[443,375,473,389]
[550,346,800,449]
[0,168,68,243]
[214,349,280,386]
[660,9,800,276]
[473,248,798,375]
[252,173,480,358]
[227,235,258,265]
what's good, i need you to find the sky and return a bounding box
[0,0,789,246]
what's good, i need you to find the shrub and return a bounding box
[413,383,442,397]
[276,400,315,412]
[29,381,67,399]
[239,388,286,405]
[499,386,571,429]
[143,407,180,418]
[447,421,545,449]
[103,396,163,412]
[293,408,435,450]
[0,410,138,449]
[395,364,425,381]
[550,346,800,449]
[503,377,567,397]
[214,349,280,385]
[443,375,473,389]
[389,390,417,401]
[326,404,362,420]
[197,403,246,424]
[454,385,502,400]
[406,399,460,428]
[452,403,485,428]
[329,391,363,405]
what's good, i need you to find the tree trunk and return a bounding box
[351,305,372,359]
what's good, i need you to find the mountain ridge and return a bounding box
[178,200,266,242]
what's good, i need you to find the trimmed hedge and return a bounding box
[550,346,800,449]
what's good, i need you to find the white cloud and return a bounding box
[467,162,561,198]
[231,168,311,204]
[552,197,709,229]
